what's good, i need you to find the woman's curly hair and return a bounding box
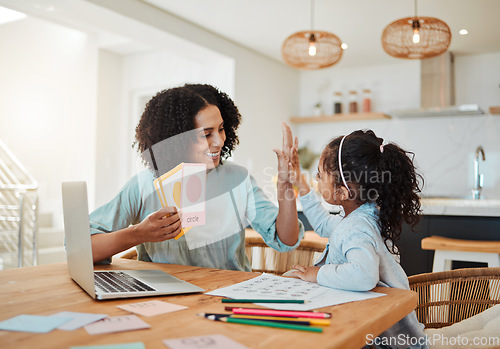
[134,84,241,172]
[322,130,424,254]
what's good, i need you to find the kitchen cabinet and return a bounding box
[290,112,390,124]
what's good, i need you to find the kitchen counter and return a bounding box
[421,197,500,217]
[297,194,500,217]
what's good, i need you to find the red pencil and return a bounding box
[225,306,331,319]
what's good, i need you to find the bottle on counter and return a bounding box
[333,92,343,114]
[348,90,358,113]
[362,89,372,113]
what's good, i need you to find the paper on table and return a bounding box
[70,342,145,349]
[0,314,71,333]
[52,311,108,331]
[163,334,249,349]
[206,273,385,311]
[117,300,187,317]
[84,315,150,335]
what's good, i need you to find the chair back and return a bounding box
[408,267,500,328]
[245,230,327,275]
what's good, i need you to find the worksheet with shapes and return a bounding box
[206,273,385,311]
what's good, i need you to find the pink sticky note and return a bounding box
[117,300,187,317]
[84,315,150,335]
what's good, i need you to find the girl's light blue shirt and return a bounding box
[300,190,427,349]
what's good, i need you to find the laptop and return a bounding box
[61,181,204,300]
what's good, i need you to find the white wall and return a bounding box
[455,52,500,109]
[299,60,421,116]
[295,52,500,199]
[95,49,235,207]
[89,0,300,201]
[0,0,300,227]
[0,16,98,227]
[95,50,123,208]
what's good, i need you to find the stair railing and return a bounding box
[0,139,38,269]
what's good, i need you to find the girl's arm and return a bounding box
[315,242,380,291]
[283,124,342,238]
[291,240,380,291]
[299,191,342,238]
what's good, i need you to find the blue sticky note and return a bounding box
[51,311,108,331]
[0,314,71,333]
[70,342,145,349]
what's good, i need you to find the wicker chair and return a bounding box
[119,248,138,260]
[245,229,327,275]
[408,267,500,329]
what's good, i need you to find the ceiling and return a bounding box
[142,0,500,68]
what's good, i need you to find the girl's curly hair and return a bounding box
[134,84,241,172]
[322,130,424,254]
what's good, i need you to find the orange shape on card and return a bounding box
[173,181,182,207]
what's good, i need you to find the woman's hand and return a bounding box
[289,264,320,283]
[274,122,311,196]
[132,206,183,243]
[273,122,296,186]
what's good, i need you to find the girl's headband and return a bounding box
[338,134,351,195]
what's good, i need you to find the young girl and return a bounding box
[285,124,427,349]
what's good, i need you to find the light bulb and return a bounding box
[308,42,317,56]
[411,19,421,44]
[412,29,420,44]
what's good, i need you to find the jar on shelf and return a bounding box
[333,92,343,114]
[362,89,372,113]
[348,90,358,113]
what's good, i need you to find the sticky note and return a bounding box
[117,300,187,317]
[84,315,150,335]
[154,163,206,239]
[163,334,249,349]
[51,311,108,331]
[0,314,71,333]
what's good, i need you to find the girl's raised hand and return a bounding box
[133,206,183,243]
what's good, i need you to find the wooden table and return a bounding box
[0,259,417,348]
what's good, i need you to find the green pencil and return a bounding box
[221,299,307,304]
[220,317,323,333]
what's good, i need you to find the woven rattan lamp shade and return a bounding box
[382,16,451,59]
[282,30,343,70]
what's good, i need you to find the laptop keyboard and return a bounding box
[94,271,155,293]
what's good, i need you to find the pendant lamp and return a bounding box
[282,0,343,69]
[381,0,451,59]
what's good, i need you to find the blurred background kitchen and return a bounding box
[0,0,499,270]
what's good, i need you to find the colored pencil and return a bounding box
[198,313,316,326]
[224,306,331,319]
[231,314,331,326]
[222,299,307,304]
[199,313,323,333]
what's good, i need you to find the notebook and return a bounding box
[61,181,204,300]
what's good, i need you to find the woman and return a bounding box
[90,84,303,271]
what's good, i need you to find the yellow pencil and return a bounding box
[231,314,330,326]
